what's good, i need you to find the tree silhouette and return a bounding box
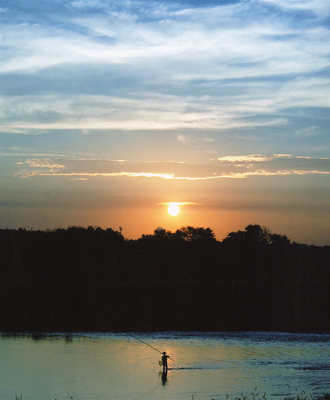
[174,226,216,242]
[0,225,328,332]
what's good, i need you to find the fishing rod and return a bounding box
[126,333,175,361]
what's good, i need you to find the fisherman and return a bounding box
[162,351,169,372]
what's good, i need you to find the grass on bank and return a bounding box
[229,391,330,400]
[231,392,330,400]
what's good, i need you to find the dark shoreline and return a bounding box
[1,225,329,333]
[2,330,330,335]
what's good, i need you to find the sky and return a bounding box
[1,0,330,245]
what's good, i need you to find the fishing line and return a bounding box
[126,333,175,361]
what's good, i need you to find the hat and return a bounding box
[162,352,167,354]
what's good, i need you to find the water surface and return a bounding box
[1,332,329,400]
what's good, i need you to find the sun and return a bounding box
[168,203,180,216]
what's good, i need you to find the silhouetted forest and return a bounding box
[0,225,329,332]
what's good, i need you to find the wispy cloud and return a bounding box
[294,126,322,137]
[14,155,330,180]
[0,93,290,133]
[24,159,66,169]
[260,0,330,16]
[1,0,329,139]
[214,154,291,163]
[2,1,328,75]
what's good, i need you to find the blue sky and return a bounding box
[1,0,330,244]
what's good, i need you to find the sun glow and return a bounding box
[168,203,180,216]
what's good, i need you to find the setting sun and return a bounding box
[168,203,180,216]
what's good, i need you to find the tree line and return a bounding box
[0,224,329,332]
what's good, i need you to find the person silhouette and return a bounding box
[162,351,169,372]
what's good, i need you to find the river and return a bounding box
[1,332,329,400]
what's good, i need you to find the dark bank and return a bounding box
[0,224,329,332]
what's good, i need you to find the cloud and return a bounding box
[2,0,329,81]
[294,126,322,137]
[214,154,291,163]
[0,93,290,133]
[25,159,66,169]
[2,0,328,75]
[158,202,196,206]
[260,0,330,17]
[176,134,215,147]
[14,155,330,180]
[1,0,329,157]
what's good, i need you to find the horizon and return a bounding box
[2,223,329,247]
[1,0,330,246]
